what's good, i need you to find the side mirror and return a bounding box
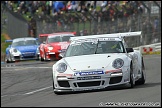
[126,48,134,53]
[59,53,65,58]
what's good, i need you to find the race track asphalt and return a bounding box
[1,55,161,107]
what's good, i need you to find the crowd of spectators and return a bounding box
[1,1,144,17]
[1,1,160,44]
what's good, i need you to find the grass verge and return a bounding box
[1,33,11,54]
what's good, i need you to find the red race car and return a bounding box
[39,32,76,61]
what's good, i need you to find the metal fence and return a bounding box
[3,7,29,39]
[2,1,161,47]
[35,12,161,48]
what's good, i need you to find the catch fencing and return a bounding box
[4,7,29,39]
[2,1,161,47]
[34,1,161,48]
[1,1,161,63]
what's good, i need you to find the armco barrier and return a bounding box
[133,43,161,54]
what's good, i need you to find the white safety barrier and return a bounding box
[133,43,161,54]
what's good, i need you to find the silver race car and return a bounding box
[52,31,146,94]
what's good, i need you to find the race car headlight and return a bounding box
[112,58,124,69]
[36,47,40,53]
[48,46,53,50]
[10,48,21,56]
[56,63,67,73]
[13,48,18,53]
[10,48,19,53]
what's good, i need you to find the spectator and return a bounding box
[152,17,159,43]
[142,18,153,44]
[101,1,108,7]
[45,1,51,15]
[78,1,86,12]
[52,1,65,15]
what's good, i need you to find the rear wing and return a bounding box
[117,31,141,38]
[39,34,51,37]
[39,32,76,37]
[5,40,13,43]
[70,31,142,41]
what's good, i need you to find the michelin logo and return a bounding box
[74,71,104,76]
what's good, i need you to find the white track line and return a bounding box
[1,67,52,69]
[1,86,52,98]
[24,86,52,95]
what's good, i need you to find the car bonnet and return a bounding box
[63,53,125,71]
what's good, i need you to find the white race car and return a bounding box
[52,31,146,94]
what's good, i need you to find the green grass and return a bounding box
[1,34,11,54]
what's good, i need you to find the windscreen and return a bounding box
[12,39,38,47]
[65,38,125,57]
[47,35,73,43]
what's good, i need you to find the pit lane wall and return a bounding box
[1,43,161,64]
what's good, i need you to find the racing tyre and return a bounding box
[52,78,55,90]
[129,64,135,88]
[6,57,10,63]
[135,59,145,85]
[6,53,13,63]
[40,53,44,61]
[135,70,145,85]
[40,56,44,61]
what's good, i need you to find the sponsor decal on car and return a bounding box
[77,76,101,80]
[74,71,104,76]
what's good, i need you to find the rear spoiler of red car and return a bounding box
[5,40,13,42]
[39,34,51,37]
[39,32,76,37]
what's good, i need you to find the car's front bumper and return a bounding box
[53,68,130,93]
[11,54,39,61]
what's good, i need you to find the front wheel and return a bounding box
[135,59,145,85]
[40,52,45,61]
[136,70,145,85]
[6,53,12,63]
[129,64,135,88]
[40,56,44,61]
